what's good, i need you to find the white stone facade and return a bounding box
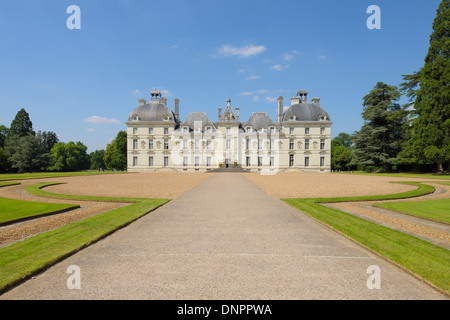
[126,89,332,173]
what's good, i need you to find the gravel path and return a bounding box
[0,173,213,248]
[1,173,446,299]
[245,173,450,249]
[326,182,450,249]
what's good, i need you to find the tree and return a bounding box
[37,131,59,153]
[406,0,450,172]
[104,131,127,171]
[351,82,408,172]
[90,149,106,170]
[0,125,8,148]
[7,108,35,139]
[5,135,50,173]
[0,146,9,172]
[331,133,353,171]
[49,141,90,172]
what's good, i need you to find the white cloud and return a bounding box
[132,89,141,95]
[240,92,253,96]
[270,64,289,71]
[265,97,278,103]
[253,96,259,102]
[86,128,95,132]
[283,50,300,61]
[160,89,172,97]
[217,44,266,58]
[256,89,267,94]
[246,75,261,80]
[84,116,122,125]
[318,55,327,60]
[237,68,246,73]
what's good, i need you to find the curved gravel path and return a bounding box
[326,183,450,249]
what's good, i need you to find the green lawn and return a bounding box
[0,182,20,188]
[0,198,79,225]
[375,198,450,224]
[0,182,169,293]
[0,171,130,182]
[283,181,450,295]
[333,171,450,180]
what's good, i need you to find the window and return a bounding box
[164,156,169,167]
[258,156,263,167]
[133,156,138,167]
[164,127,169,135]
[133,139,138,150]
[149,128,153,135]
[149,139,153,150]
[289,127,294,135]
[183,139,188,150]
[206,127,211,133]
[289,139,294,150]
[183,127,188,134]
[305,127,310,135]
[320,139,325,150]
[246,156,251,167]
[258,139,263,150]
[164,139,169,150]
[289,154,294,167]
[246,138,250,150]
[305,139,310,150]
[149,156,153,167]
[270,139,274,150]
[206,139,211,150]
[320,156,325,167]
[206,156,211,167]
[270,127,275,134]
[133,128,138,135]
[183,156,188,167]
[195,139,199,150]
[320,127,325,135]
[305,156,310,167]
[195,156,199,167]
[226,127,231,135]
[226,138,231,150]
[246,127,251,132]
[270,156,274,167]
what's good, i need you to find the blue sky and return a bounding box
[0,0,441,152]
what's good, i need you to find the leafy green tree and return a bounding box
[49,141,90,171]
[351,82,408,172]
[406,0,450,172]
[5,135,50,173]
[90,149,106,170]
[7,108,35,139]
[0,146,9,172]
[0,125,9,148]
[331,132,353,149]
[104,131,127,171]
[37,131,59,153]
[331,132,353,171]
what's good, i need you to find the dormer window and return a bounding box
[133,128,138,135]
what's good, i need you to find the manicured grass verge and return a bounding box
[283,182,450,296]
[0,198,79,226]
[0,182,20,188]
[0,183,169,294]
[374,198,450,224]
[333,171,450,180]
[24,183,148,203]
[0,171,129,182]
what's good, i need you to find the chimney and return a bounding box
[312,97,320,106]
[235,107,240,120]
[159,97,167,105]
[174,98,179,119]
[277,96,283,124]
[291,96,300,106]
[218,107,222,120]
[138,98,146,106]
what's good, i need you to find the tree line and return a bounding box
[0,108,127,173]
[331,0,449,173]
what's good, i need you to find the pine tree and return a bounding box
[351,82,408,172]
[408,0,450,172]
[7,108,35,139]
